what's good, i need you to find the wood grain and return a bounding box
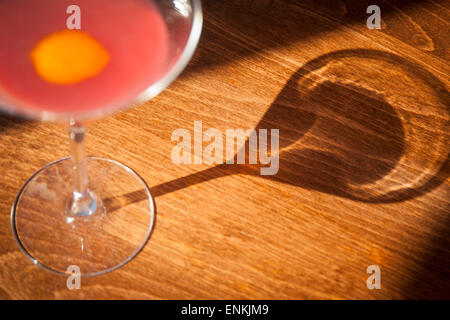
[0,0,449,299]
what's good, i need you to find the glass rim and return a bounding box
[0,0,204,122]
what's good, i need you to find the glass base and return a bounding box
[11,157,155,277]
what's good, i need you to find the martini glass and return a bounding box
[1,0,202,277]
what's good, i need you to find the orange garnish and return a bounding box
[31,30,110,85]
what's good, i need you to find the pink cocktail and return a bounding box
[0,0,170,117]
[3,0,203,276]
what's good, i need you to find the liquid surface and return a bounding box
[0,0,169,115]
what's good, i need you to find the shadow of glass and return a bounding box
[108,49,448,208]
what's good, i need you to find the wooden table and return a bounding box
[0,0,449,299]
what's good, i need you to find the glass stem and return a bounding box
[69,120,97,216]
